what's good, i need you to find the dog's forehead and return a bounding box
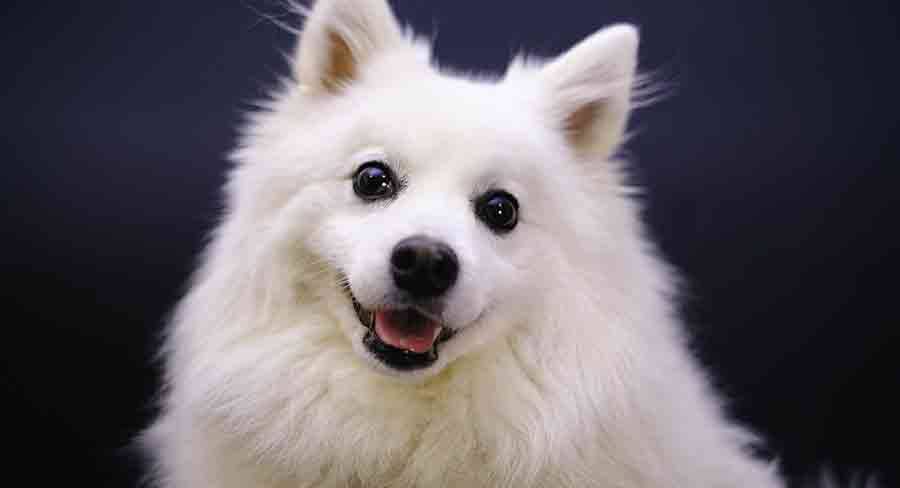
[350,72,560,178]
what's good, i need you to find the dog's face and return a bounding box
[232,0,638,380]
[311,83,567,378]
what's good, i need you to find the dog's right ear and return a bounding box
[294,0,404,94]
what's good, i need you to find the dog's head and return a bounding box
[230,0,640,380]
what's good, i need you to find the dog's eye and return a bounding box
[353,161,396,201]
[475,191,519,232]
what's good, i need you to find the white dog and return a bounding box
[144,0,788,486]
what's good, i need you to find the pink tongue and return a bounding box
[374,310,441,353]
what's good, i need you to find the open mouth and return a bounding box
[350,294,457,371]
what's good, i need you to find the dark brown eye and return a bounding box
[353,161,396,201]
[476,191,519,232]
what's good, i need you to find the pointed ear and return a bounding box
[294,0,404,94]
[539,24,639,159]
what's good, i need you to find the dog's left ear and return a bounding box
[539,24,639,160]
[294,0,405,94]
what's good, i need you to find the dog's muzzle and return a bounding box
[348,235,460,371]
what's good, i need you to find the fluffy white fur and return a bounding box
[145,0,786,486]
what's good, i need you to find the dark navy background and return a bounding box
[3,1,897,486]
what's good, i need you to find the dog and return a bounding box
[143,0,788,486]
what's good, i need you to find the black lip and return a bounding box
[363,329,438,370]
[347,288,456,371]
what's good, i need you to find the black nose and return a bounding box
[390,235,459,298]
